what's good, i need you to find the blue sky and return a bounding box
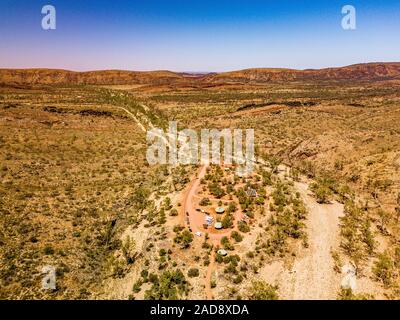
[0,0,399,71]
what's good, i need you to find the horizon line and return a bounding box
[1,61,400,74]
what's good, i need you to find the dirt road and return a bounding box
[182,165,207,231]
[118,106,147,132]
[290,181,344,299]
[263,175,344,300]
[182,164,241,242]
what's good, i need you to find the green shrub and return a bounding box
[232,275,243,284]
[133,280,143,293]
[337,288,374,300]
[174,229,194,249]
[222,214,234,229]
[248,280,278,300]
[373,252,395,287]
[43,245,55,255]
[238,221,250,233]
[231,231,243,242]
[144,269,188,300]
[221,236,234,250]
[311,183,332,203]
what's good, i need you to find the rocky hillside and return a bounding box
[0,69,185,86]
[1,63,400,86]
[203,63,400,83]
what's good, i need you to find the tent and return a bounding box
[215,207,225,214]
[217,249,228,256]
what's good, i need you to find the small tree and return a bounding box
[130,186,150,213]
[174,229,194,249]
[221,236,234,250]
[231,231,243,242]
[373,252,394,287]
[268,156,281,174]
[222,214,234,229]
[163,197,172,210]
[227,202,237,213]
[248,280,278,300]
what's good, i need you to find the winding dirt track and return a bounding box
[119,103,346,300]
[182,165,207,230]
[118,107,147,132]
[122,101,345,299]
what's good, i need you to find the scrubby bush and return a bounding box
[231,231,243,242]
[174,229,194,249]
[232,275,243,284]
[133,280,143,293]
[199,198,211,206]
[187,268,199,278]
[340,201,375,267]
[144,269,188,300]
[310,183,332,204]
[238,221,250,233]
[227,201,237,212]
[338,288,374,300]
[222,214,234,229]
[208,182,225,198]
[221,236,234,250]
[215,254,224,263]
[248,280,278,300]
[373,252,395,287]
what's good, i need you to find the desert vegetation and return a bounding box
[1,66,400,300]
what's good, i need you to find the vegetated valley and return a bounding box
[1,63,400,300]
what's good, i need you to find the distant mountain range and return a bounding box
[1,62,400,86]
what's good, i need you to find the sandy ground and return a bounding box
[257,166,384,300]
[205,250,215,300]
[99,105,382,300]
[258,165,345,299]
[281,180,344,299]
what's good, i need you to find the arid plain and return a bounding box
[1,63,400,300]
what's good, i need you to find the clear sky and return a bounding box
[0,0,399,72]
